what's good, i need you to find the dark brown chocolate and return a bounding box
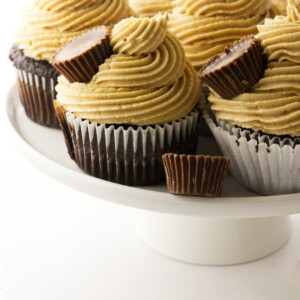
[162,154,230,197]
[199,35,266,99]
[9,44,60,79]
[51,26,113,83]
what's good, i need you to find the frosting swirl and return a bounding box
[95,32,185,88]
[209,6,300,137]
[129,0,173,17]
[56,16,201,126]
[168,0,273,70]
[15,0,130,61]
[272,0,287,15]
[287,0,300,20]
[111,13,167,55]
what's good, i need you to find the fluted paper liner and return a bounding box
[55,103,199,186]
[204,111,300,195]
[51,27,112,83]
[199,36,266,99]
[16,68,59,128]
[162,154,230,197]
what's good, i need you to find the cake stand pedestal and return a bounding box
[6,85,300,266]
[134,212,291,265]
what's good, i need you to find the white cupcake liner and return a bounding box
[16,68,59,128]
[56,108,199,186]
[204,111,300,195]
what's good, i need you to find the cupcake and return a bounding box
[168,0,275,71]
[9,0,131,128]
[53,14,203,186]
[204,1,300,195]
[129,0,173,17]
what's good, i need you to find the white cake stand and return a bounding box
[6,85,300,266]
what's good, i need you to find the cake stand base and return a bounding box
[134,212,291,266]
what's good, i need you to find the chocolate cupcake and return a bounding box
[9,0,131,128]
[205,2,300,195]
[54,14,203,186]
[162,154,230,197]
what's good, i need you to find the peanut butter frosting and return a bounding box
[129,0,173,17]
[111,13,167,55]
[209,1,300,137]
[15,0,131,61]
[272,0,287,15]
[56,15,202,126]
[168,0,274,70]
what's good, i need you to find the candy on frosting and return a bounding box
[129,0,173,17]
[15,0,130,61]
[168,0,273,70]
[56,15,201,126]
[208,1,300,137]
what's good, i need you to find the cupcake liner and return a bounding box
[200,36,266,99]
[204,111,300,195]
[55,106,199,186]
[51,27,112,83]
[16,68,59,128]
[162,154,230,196]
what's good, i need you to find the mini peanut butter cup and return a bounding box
[162,154,230,197]
[199,35,266,99]
[51,26,112,83]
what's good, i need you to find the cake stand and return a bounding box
[6,85,300,266]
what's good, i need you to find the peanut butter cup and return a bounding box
[199,35,266,99]
[162,154,230,197]
[51,26,112,83]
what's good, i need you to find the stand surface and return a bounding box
[6,85,300,265]
[6,85,300,218]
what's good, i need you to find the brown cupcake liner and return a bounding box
[162,154,230,196]
[51,27,112,83]
[200,36,266,99]
[16,68,59,128]
[55,104,200,186]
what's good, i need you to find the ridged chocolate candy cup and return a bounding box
[199,35,266,100]
[51,27,113,83]
[162,153,230,197]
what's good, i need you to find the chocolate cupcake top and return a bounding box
[15,0,131,61]
[129,0,173,17]
[209,0,300,137]
[56,14,202,126]
[168,0,274,70]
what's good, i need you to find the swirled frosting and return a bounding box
[56,15,202,126]
[111,13,167,55]
[168,0,273,70]
[15,0,131,61]
[208,1,300,137]
[128,0,173,17]
[272,0,287,15]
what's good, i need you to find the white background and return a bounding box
[1,1,300,299]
